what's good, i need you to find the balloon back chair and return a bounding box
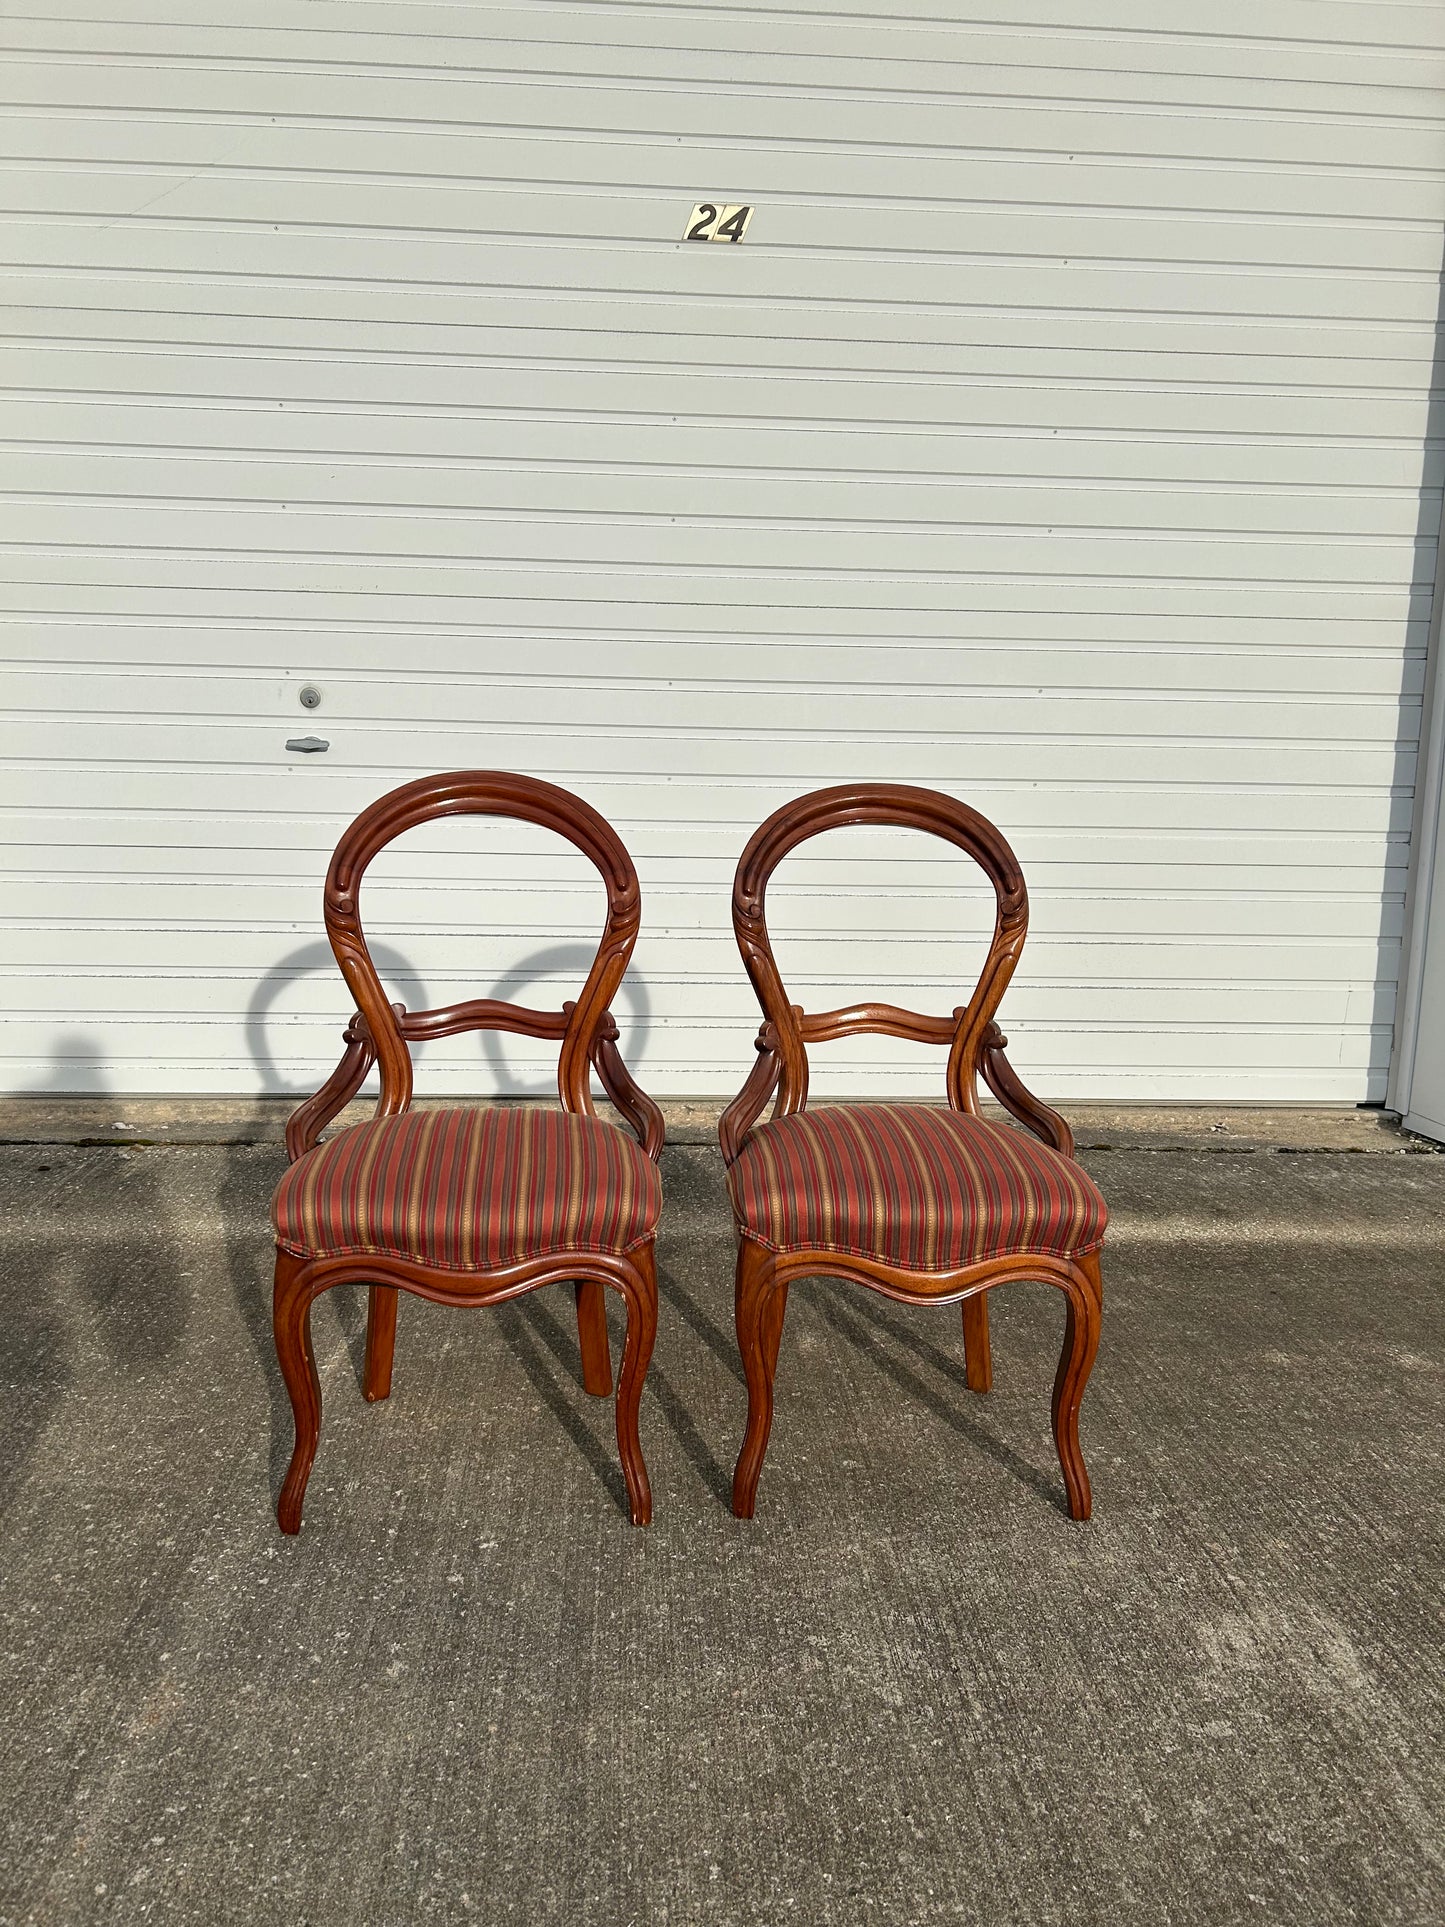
[270,772,664,1532]
[719,784,1107,1521]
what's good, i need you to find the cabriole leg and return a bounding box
[732,1239,785,1519]
[613,1247,658,1526]
[761,1275,790,1384]
[1051,1251,1103,1522]
[273,1251,323,1534]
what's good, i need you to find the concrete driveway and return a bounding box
[1,1104,1442,1926]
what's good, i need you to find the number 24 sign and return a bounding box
[684,203,754,243]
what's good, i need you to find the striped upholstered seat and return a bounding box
[274,1106,661,1270]
[727,1103,1106,1272]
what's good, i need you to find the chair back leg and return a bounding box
[961,1293,993,1392]
[363,1283,399,1402]
[575,1278,614,1395]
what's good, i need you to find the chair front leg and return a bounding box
[274,1250,323,1534]
[1051,1251,1103,1522]
[575,1278,613,1395]
[613,1244,658,1526]
[731,1238,788,1519]
[362,1284,399,1402]
[961,1292,993,1393]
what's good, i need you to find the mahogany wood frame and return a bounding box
[273,771,664,1532]
[718,783,1105,1521]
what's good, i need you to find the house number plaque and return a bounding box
[684,203,754,242]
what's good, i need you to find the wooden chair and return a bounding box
[269,771,664,1532]
[718,784,1107,1521]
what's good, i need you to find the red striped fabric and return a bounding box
[727,1104,1106,1270]
[273,1107,660,1269]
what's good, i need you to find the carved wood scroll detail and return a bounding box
[285,770,660,1162]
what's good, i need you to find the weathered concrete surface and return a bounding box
[2,1139,1443,1926]
[0,1094,1436,1153]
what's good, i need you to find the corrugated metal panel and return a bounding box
[2,0,1442,1100]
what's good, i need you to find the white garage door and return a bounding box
[3,2,1443,1102]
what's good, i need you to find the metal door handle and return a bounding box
[286,737,330,753]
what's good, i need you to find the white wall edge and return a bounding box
[1387,481,1445,1121]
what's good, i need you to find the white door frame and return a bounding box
[1388,489,1445,1139]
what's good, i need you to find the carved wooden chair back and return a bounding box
[287,770,655,1159]
[730,782,1029,1122]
